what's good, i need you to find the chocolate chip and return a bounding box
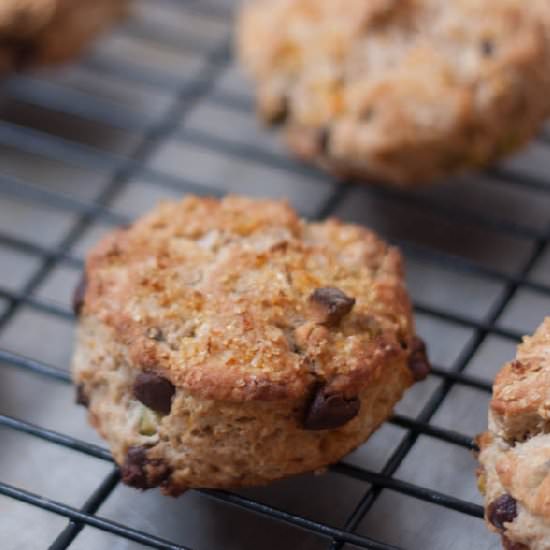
[133,372,175,415]
[0,37,36,71]
[75,384,89,407]
[488,494,517,531]
[481,40,494,57]
[503,537,528,550]
[407,337,431,381]
[303,384,360,430]
[72,272,87,316]
[120,446,171,490]
[121,446,148,488]
[318,128,331,155]
[267,96,289,126]
[308,287,355,327]
[14,41,36,71]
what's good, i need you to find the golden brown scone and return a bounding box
[71,195,429,494]
[478,319,550,550]
[237,0,550,186]
[490,319,550,443]
[0,0,128,73]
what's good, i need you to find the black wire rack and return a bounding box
[1,1,549,549]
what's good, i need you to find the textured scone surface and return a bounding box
[0,0,127,72]
[73,195,425,492]
[478,319,550,550]
[238,0,550,185]
[490,319,550,443]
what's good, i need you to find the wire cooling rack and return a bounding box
[1,1,549,549]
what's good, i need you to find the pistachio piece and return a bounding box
[139,405,160,436]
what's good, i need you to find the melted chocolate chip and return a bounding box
[133,372,175,415]
[488,494,517,531]
[121,446,148,488]
[120,446,171,490]
[72,273,87,316]
[303,384,360,430]
[308,287,356,327]
[75,384,89,407]
[407,337,431,381]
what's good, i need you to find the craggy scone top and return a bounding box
[479,319,550,549]
[491,318,550,443]
[80,196,419,403]
[238,0,550,184]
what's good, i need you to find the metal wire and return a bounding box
[0,1,548,549]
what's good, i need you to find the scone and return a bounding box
[0,0,128,73]
[478,318,550,550]
[72,195,429,494]
[238,0,550,186]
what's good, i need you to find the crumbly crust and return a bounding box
[72,195,426,491]
[478,319,550,550]
[490,319,550,443]
[237,0,550,186]
[0,0,127,72]
[75,315,414,491]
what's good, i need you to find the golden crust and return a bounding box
[82,195,416,402]
[0,0,127,73]
[72,196,426,490]
[237,0,550,186]
[478,319,550,550]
